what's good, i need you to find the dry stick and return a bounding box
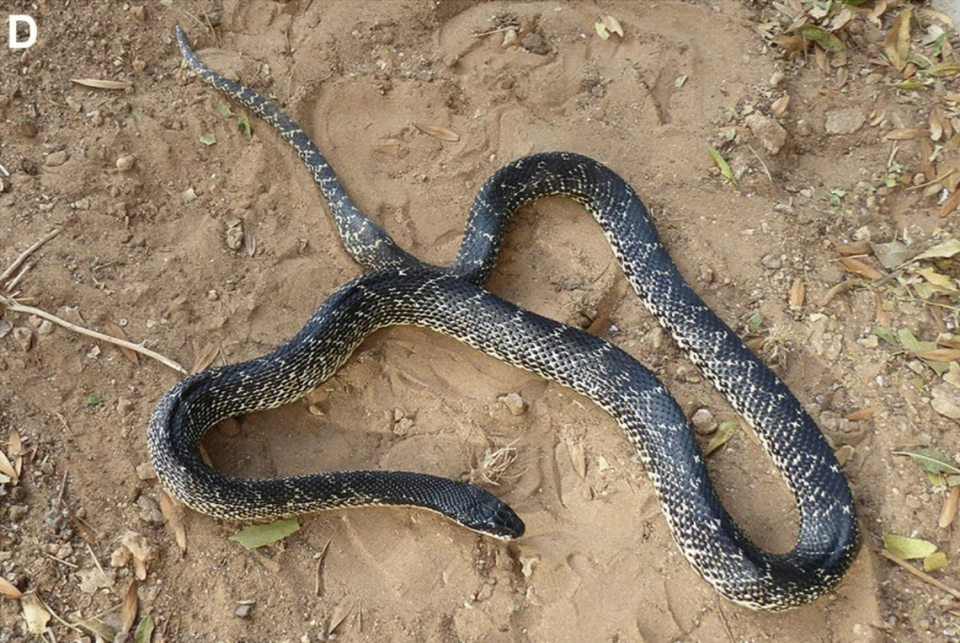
[0,295,187,375]
[716,597,736,643]
[881,550,960,601]
[0,227,63,285]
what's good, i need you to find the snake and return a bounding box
[149,26,859,611]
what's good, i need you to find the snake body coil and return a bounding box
[150,27,859,610]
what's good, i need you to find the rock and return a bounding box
[109,547,132,568]
[498,393,528,416]
[825,108,865,135]
[12,327,33,352]
[135,462,156,481]
[116,155,135,172]
[744,113,787,155]
[44,150,69,167]
[225,218,244,251]
[137,495,164,525]
[931,383,960,420]
[691,409,718,435]
[761,254,783,270]
[121,531,158,565]
[117,397,135,417]
[77,566,116,593]
[520,33,550,55]
[235,603,253,618]
[769,70,785,86]
[8,505,28,521]
[393,417,414,436]
[675,364,702,384]
[181,187,198,203]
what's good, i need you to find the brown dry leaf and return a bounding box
[159,490,188,552]
[884,6,912,71]
[774,34,807,57]
[841,257,883,280]
[704,421,739,456]
[745,336,765,353]
[818,281,853,308]
[191,341,221,375]
[920,138,936,180]
[329,596,355,634]
[847,407,878,421]
[22,594,51,635]
[866,0,887,27]
[834,445,855,467]
[9,429,21,477]
[915,348,960,362]
[105,321,140,366]
[875,292,891,329]
[0,449,17,486]
[771,94,790,117]
[814,45,829,74]
[940,190,960,218]
[412,123,460,142]
[70,78,129,90]
[244,229,257,257]
[835,66,849,90]
[0,575,22,598]
[788,277,805,311]
[944,92,960,103]
[885,128,932,140]
[121,580,139,634]
[601,14,624,38]
[374,138,401,155]
[939,486,960,529]
[930,107,946,141]
[835,240,872,256]
[566,440,586,479]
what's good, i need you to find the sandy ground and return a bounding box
[1,1,960,641]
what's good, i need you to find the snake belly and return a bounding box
[150,27,860,610]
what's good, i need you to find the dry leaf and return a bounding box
[412,123,460,142]
[0,449,17,485]
[915,348,960,362]
[567,440,586,479]
[939,486,960,529]
[601,14,624,38]
[815,45,829,74]
[771,94,790,117]
[71,78,129,90]
[788,277,805,311]
[159,490,187,552]
[105,321,140,365]
[884,6,912,71]
[244,229,257,257]
[374,139,401,155]
[940,190,960,218]
[0,575,22,598]
[191,341,221,375]
[9,429,21,477]
[846,407,878,421]
[841,257,883,280]
[875,292,890,329]
[885,128,931,140]
[930,107,945,141]
[835,240,872,256]
[834,445,855,467]
[22,594,51,635]
[329,596,355,634]
[121,581,139,634]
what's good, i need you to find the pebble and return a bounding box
[761,254,782,270]
[181,187,198,203]
[824,108,865,135]
[137,495,164,525]
[393,417,415,436]
[135,462,157,481]
[116,154,136,172]
[744,113,787,155]
[675,364,702,384]
[235,603,253,618]
[13,327,33,352]
[498,393,528,416]
[44,150,69,167]
[769,70,785,86]
[904,494,921,509]
[691,409,718,435]
[520,33,550,55]
[117,397,135,416]
[931,383,960,420]
[8,505,28,521]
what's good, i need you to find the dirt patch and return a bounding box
[1,1,959,642]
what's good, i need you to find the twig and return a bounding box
[0,228,63,285]
[315,538,332,597]
[472,25,516,37]
[881,550,960,601]
[42,553,79,569]
[0,163,9,177]
[39,594,85,635]
[4,261,33,292]
[86,543,107,578]
[907,168,957,191]
[747,144,773,183]
[716,596,735,643]
[0,295,188,375]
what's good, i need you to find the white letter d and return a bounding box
[9,15,38,49]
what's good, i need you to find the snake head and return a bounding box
[459,487,525,540]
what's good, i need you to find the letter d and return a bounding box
[9,15,38,49]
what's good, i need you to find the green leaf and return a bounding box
[874,326,898,348]
[134,616,154,643]
[893,448,960,475]
[199,132,217,146]
[914,238,960,261]
[85,396,105,406]
[923,551,949,572]
[747,312,763,333]
[708,147,738,189]
[796,25,845,52]
[215,104,234,118]
[894,80,924,91]
[704,421,739,456]
[237,113,252,139]
[228,518,300,549]
[883,534,938,560]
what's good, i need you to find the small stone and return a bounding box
[235,603,253,618]
[520,32,550,55]
[137,495,164,525]
[824,108,865,136]
[36,319,54,336]
[77,566,116,594]
[13,327,34,352]
[931,383,960,420]
[769,70,785,86]
[691,409,718,435]
[676,364,701,384]
[66,95,83,112]
[308,404,325,417]
[8,505,28,521]
[904,494,922,509]
[121,531,158,564]
[225,219,244,251]
[131,5,146,21]
[474,581,495,602]
[110,547,132,568]
[498,393,527,416]
[744,113,787,155]
[645,326,664,350]
[442,53,459,68]
[44,150,69,167]
[116,154,136,172]
[117,397,135,417]
[135,462,156,481]
[393,417,414,436]
[520,555,539,578]
[181,187,198,203]
[207,289,219,301]
[761,254,782,270]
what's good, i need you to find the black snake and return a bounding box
[149,26,859,610]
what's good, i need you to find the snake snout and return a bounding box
[462,488,525,540]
